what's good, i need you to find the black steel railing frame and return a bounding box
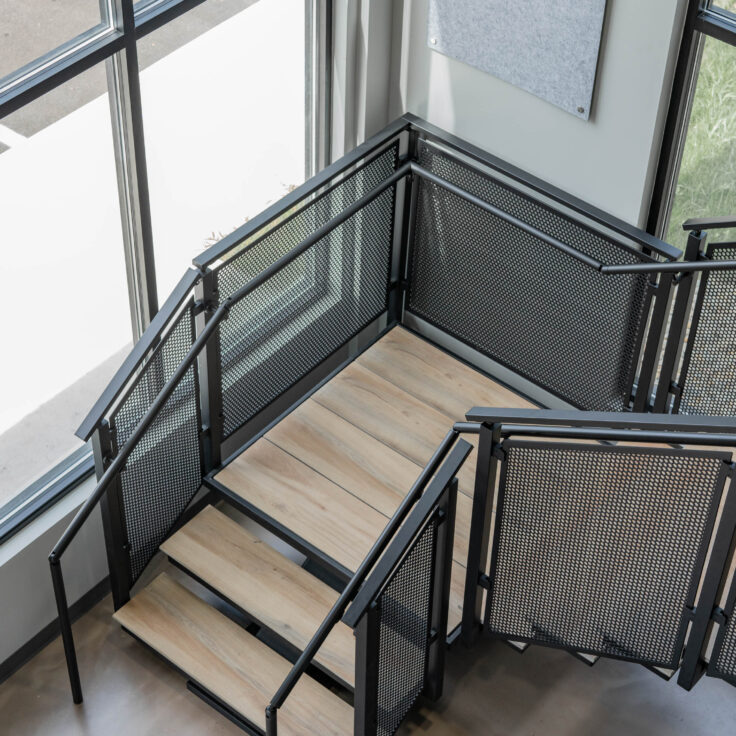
[50,114,736,709]
[458,407,736,689]
[656,217,736,415]
[349,478,458,736]
[403,117,736,415]
[264,436,472,736]
[401,119,679,415]
[51,122,413,705]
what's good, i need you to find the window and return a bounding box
[139,0,308,299]
[0,2,107,83]
[665,35,736,247]
[0,0,329,541]
[650,1,736,245]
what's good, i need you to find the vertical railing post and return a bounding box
[652,230,707,413]
[389,129,417,324]
[462,423,501,645]
[353,602,381,736]
[265,704,277,736]
[678,462,736,690]
[425,478,458,701]
[94,421,131,610]
[49,557,83,704]
[633,272,675,412]
[195,268,224,472]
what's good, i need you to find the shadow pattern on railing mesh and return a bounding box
[679,243,736,416]
[109,301,202,582]
[214,143,399,438]
[485,441,727,669]
[376,517,437,736]
[407,140,654,411]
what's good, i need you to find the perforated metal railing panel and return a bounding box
[485,441,728,669]
[679,243,736,416]
[708,572,736,686]
[110,304,196,448]
[406,140,655,411]
[109,301,202,583]
[215,146,398,439]
[376,518,437,736]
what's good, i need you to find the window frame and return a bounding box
[0,0,332,544]
[647,0,736,238]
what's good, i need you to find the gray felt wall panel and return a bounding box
[427,0,607,119]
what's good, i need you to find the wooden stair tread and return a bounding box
[213,326,519,644]
[267,399,417,518]
[216,439,388,573]
[265,399,473,569]
[312,361,478,496]
[161,505,355,688]
[358,327,534,420]
[113,574,352,736]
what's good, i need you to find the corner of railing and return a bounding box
[75,266,202,442]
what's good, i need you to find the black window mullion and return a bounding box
[108,0,159,340]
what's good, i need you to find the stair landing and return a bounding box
[215,326,533,631]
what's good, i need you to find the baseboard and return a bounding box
[0,575,110,685]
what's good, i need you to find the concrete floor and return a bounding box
[1,588,735,736]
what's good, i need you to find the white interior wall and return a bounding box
[0,479,107,667]
[386,0,689,227]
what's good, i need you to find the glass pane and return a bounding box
[666,36,736,248]
[714,1,736,15]
[139,0,307,300]
[0,64,132,510]
[0,2,106,83]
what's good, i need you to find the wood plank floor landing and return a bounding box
[215,326,534,631]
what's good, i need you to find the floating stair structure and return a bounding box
[52,116,736,734]
[108,326,530,731]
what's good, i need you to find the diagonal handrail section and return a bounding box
[48,160,411,705]
[264,433,473,736]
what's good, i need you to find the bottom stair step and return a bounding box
[161,505,355,688]
[113,573,353,736]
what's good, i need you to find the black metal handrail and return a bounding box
[76,267,201,442]
[49,161,410,705]
[464,407,736,437]
[411,163,736,276]
[73,120,736,447]
[406,113,681,262]
[683,215,736,232]
[264,433,473,736]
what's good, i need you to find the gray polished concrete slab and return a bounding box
[1,588,734,736]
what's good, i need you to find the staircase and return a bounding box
[104,326,519,733]
[115,530,353,735]
[48,116,736,733]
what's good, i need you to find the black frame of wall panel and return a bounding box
[0,0,331,546]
